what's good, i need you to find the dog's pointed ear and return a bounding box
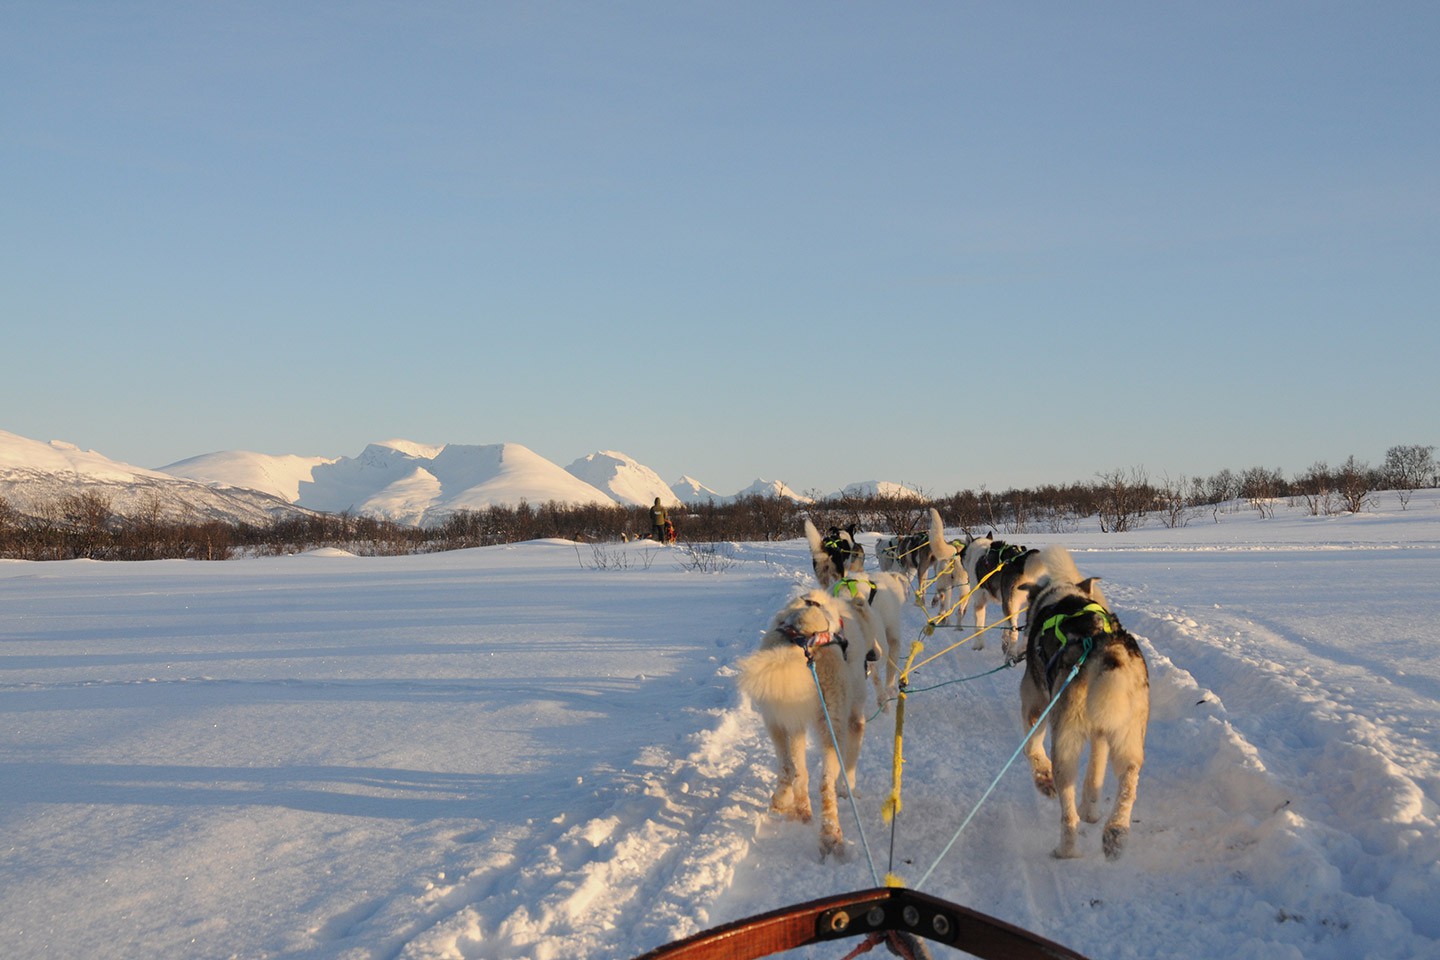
[1078,576,1103,598]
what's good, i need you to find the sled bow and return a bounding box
[631,886,1091,960]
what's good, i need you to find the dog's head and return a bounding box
[774,589,851,659]
[805,520,864,587]
[958,532,993,572]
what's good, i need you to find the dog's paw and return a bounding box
[1103,825,1128,860]
[1051,843,1083,860]
[1033,771,1055,798]
[819,827,845,861]
[773,798,812,823]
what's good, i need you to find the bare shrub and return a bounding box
[1334,455,1375,514]
[1384,444,1435,510]
[1155,474,1194,529]
[674,541,738,573]
[1294,461,1338,516]
[1240,466,1284,519]
[574,543,657,571]
[1095,467,1151,533]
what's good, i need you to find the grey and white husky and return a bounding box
[1018,545,1150,860]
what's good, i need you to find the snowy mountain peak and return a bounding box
[162,449,337,502]
[297,441,615,526]
[565,451,679,507]
[372,438,445,459]
[0,429,312,524]
[735,477,813,503]
[9,426,921,527]
[836,480,924,500]
[671,475,724,505]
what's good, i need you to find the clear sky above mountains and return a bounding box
[6,3,1437,495]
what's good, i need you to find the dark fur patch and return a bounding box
[1024,590,1123,691]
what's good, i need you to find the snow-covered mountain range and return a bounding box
[1,428,922,528]
[0,429,314,526]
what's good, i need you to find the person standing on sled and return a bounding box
[650,497,669,543]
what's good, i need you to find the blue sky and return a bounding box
[6,2,1437,497]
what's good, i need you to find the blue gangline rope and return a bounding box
[915,657,1086,890]
[810,659,881,886]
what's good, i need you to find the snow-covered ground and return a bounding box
[2,494,1437,959]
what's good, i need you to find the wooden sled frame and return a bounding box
[632,886,1091,960]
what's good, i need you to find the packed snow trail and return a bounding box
[667,542,1440,960]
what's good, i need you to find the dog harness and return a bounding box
[832,576,880,606]
[985,541,1029,569]
[1038,602,1116,688]
[1038,602,1116,647]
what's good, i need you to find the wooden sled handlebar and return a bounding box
[632,886,1091,960]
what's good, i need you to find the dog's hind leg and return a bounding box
[1080,736,1109,824]
[971,592,988,650]
[768,724,811,822]
[1019,680,1055,798]
[1050,725,1086,859]
[885,622,905,703]
[1000,585,1022,659]
[837,703,866,799]
[867,637,891,716]
[1103,744,1144,860]
[817,728,845,860]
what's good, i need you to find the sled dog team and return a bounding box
[737,512,1150,863]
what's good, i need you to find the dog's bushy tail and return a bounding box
[803,518,824,556]
[928,508,956,561]
[737,645,817,728]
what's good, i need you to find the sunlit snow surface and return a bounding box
[2,494,1438,959]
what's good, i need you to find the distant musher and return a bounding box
[650,497,669,542]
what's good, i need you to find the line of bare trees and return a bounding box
[0,444,1432,561]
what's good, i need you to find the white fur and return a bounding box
[804,519,908,710]
[1019,545,1148,860]
[737,589,872,859]
[875,535,900,573]
[925,508,969,631]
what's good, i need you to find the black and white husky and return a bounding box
[816,523,865,578]
[928,513,1049,657]
[737,589,873,859]
[804,519,909,711]
[876,530,932,583]
[1018,545,1149,860]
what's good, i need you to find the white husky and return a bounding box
[1018,545,1150,860]
[804,519,909,709]
[737,589,874,859]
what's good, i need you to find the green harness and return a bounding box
[833,577,880,606]
[1038,602,1116,687]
